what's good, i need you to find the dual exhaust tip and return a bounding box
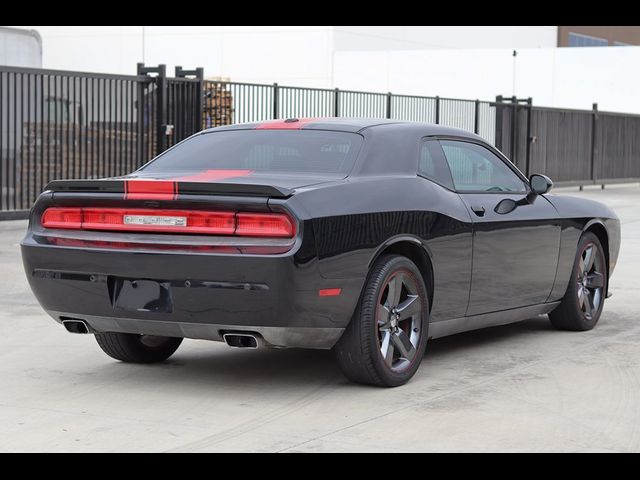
[62,319,91,334]
[62,318,261,349]
[223,333,259,349]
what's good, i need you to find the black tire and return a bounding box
[94,332,183,363]
[549,232,608,331]
[334,254,429,387]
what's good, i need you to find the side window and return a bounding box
[440,140,527,193]
[418,140,454,190]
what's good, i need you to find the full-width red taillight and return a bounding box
[41,207,295,238]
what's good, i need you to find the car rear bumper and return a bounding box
[50,312,345,349]
[21,240,364,349]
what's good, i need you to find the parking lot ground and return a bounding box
[1,184,640,452]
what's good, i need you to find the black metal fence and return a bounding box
[203,80,496,145]
[2,61,640,215]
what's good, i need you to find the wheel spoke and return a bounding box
[577,286,585,309]
[583,289,594,317]
[380,331,394,367]
[585,272,604,289]
[583,245,596,274]
[391,330,416,361]
[377,303,391,330]
[396,294,420,321]
[385,274,404,308]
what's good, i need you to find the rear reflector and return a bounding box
[41,207,295,238]
[319,288,342,297]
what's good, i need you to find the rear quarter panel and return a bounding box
[283,176,474,322]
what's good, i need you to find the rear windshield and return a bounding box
[140,130,363,176]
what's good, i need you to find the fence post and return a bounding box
[155,65,167,154]
[175,66,204,133]
[334,88,340,117]
[525,97,533,177]
[495,95,504,151]
[196,67,204,131]
[273,83,279,119]
[435,96,440,124]
[135,63,147,165]
[511,95,517,162]
[591,103,598,185]
[137,63,168,157]
[474,99,480,134]
[386,92,392,119]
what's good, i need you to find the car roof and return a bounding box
[203,117,481,138]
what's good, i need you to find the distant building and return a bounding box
[558,26,640,47]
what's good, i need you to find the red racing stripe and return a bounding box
[176,169,254,182]
[255,118,319,130]
[124,180,177,200]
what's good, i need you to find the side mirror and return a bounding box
[529,174,553,195]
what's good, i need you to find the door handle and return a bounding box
[471,205,485,217]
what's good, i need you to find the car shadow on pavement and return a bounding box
[86,316,555,390]
[425,315,554,360]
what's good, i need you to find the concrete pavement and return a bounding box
[1,184,639,452]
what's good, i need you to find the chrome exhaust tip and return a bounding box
[223,333,259,349]
[62,319,92,334]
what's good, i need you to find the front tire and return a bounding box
[95,332,183,363]
[549,232,607,331]
[334,255,429,387]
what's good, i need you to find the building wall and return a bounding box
[558,26,640,46]
[7,26,557,84]
[334,26,557,50]
[5,26,640,113]
[333,46,640,113]
[7,26,335,87]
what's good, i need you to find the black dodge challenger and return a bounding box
[21,118,620,387]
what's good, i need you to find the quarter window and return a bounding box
[418,140,454,190]
[440,140,526,193]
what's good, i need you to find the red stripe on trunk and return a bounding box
[124,180,177,200]
[255,118,319,130]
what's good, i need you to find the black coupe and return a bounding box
[21,118,621,387]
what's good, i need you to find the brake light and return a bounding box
[41,207,295,238]
[236,213,295,238]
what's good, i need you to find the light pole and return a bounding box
[512,49,517,96]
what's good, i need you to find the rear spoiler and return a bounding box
[44,179,294,199]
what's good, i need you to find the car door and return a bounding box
[417,140,473,321]
[439,139,561,316]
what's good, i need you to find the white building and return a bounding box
[5,26,640,113]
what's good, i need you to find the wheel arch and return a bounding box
[368,236,434,311]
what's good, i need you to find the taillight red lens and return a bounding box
[41,208,83,229]
[236,213,295,238]
[41,208,295,238]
